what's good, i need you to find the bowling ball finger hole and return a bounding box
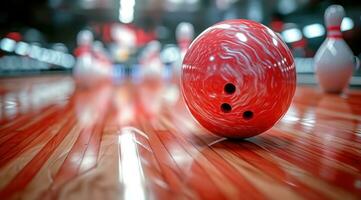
[224,83,236,94]
[243,111,253,120]
[221,103,232,113]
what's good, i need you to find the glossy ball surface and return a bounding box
[181,19,296,138]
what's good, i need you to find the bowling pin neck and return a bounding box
[327,25,342,39]
[324,5,345,39]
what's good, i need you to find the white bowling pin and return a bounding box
[176,22,194,58]
[139,41,163,78]
[77,30,93,47]
[73,30,97,85]
[92,40,112,77]
[175,22,194,76]
[314,5,359,94]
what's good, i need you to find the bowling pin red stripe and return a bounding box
[327,25,342,39]
[327,26,341,31]
[327,34,343,39]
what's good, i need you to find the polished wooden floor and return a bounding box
[0,75,360,200]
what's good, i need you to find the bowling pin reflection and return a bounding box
[113,84,135,126]
[74,83,112,128]
[137,79,166,119]
[307,96,360,196]
[0,77,74,121]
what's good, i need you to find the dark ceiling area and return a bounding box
[0,0,360,54]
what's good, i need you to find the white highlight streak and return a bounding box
[118,127,145,200]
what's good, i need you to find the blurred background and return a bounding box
[0,0,360,85]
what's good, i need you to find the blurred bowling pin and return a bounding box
[74,30,93,76]
[160,44,182,80]
[74,30,93,57]
[73,30,103,85]
[110,24,136,62]
[314,5,359,94]
[175,22,194,76]
[92,40,112,77]
[139,40,163,78]
[176,22,194,59]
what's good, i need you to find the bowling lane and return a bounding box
[0,75,361,200]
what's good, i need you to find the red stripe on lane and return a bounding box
[0,107,69,169]
[256,132,361,195]
[78,113,109,173]
[0,106,57,143]
[48,102,111,194]
[0,105,55,134]
[0,114,76,199]
[49,126,96,189]
[222,141,330,200]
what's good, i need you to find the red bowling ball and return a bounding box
[181,19,296,138]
